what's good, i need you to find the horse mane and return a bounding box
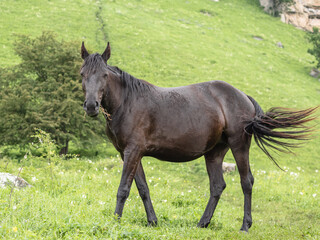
[82,53,154,95]
[107,64,154,95]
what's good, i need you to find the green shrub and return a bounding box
[0,32,106,153]
[307,28,320,68]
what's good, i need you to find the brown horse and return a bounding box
[80,42,317,232]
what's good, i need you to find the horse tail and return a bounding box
[245,95,318,169]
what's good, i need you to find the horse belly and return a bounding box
[145,118,223,162]
[146,148,203,162]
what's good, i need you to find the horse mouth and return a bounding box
[86,110,99,117]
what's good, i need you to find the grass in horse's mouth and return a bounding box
[100,106,112,120]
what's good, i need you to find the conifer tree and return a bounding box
[0,32,106,154]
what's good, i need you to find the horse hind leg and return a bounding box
[228,135,254,232]
[198,143,229,228]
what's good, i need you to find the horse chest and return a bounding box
[105,122,125,153]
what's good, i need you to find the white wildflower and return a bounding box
[12,205,17,210]
[312,194,317,198]
[290,172,298,177]
[31,176,38,182]
[82,194,87,199]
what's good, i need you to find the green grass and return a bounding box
[0,0,320,239]
[1,155,319,239]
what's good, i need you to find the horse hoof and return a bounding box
[239,227,249,233]
[148,220,158,226]
[197,221,209,228]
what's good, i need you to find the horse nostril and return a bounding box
[83,101,87,109]
[95,101,99,109]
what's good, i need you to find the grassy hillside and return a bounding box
[0,0,319,239]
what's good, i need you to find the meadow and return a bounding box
[0,0,319,239]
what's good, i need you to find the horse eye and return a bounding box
[104,73,108,78]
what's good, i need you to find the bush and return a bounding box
[307,28,320,68]
[0,32,106,153]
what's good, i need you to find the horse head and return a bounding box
[80,42,110,117]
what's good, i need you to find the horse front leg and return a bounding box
[134,162,158,226]
[114,146,142,220]
[198,143,229,228]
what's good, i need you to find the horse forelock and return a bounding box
[81,53,108,75]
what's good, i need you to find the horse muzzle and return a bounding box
[83,100,100,117]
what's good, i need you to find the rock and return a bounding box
[222,162,236,173]
[276,41,284,48]
[0,172,32,189]
[310,68,320,78]
[259,0,275,14]
[253,36,264,41]
[260,0,320,31]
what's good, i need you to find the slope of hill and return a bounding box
[1,0,318,105]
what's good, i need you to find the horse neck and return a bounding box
[102,69,154,115]
[102,71,127,115]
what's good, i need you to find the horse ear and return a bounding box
[102,42,111,62]
[81,42,89,59]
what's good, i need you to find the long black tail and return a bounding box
[245,96,318,169]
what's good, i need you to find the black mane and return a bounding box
[82,53,153,95]
[107,64,154,95]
